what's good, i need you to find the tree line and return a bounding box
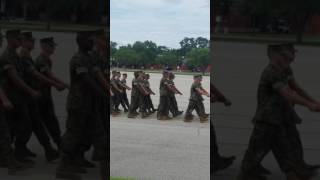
[110,37,210,70]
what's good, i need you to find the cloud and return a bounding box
[111,0,209,48]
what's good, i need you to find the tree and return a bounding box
[195,37,209,48]
[185,48,210,70]
[179,37,197,56]
[110,41,118,57]
[243,0,320,43]
[114,48,141,67]
[155,50,180,66]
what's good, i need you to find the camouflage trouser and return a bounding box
[145,95,155,111]
[211,122,221,174]
[211,123,220,160]
[129,94,146,114]
[79,96,108,160]
[185,100,205,117]
[168,95,178,115]
[112,92,121,110]
[158,96,170,117]
[60,108,108,162]
[240,122,303,175]
[120,92,130,110]
[26,98,51,148]
[0,110,14,162]
[38,95,62,146]
[6,101,32,149]
[267,123,304,172]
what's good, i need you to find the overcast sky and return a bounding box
[111,0,210,49]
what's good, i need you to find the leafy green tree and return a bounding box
[179,37,197,56]
[110,41,118,57]
[185,48,210,70]
[195,37,209,48]
[155,50,180,66]
[114,47,141,67]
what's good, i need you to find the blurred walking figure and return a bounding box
[184,75,210,122]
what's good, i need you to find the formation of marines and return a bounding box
[213,43,320,180]
[0,29,108,180]
[109,70,211,123]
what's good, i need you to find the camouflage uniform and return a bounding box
[239,64,305,177]
[128,77,139,115]
[59,50,108,168]
[110,77,121,111]
[184,82,206,119]
[19,54,53,150]
[90,50,108,130]
[115,76,127,111]
[120,78,130,110]
[35,54,62,147]
[168,79,179,115]
[143,78,154,113]
[256,67,305,172]
[0,48,33,153]
[157,77,170,118]
[0,79,14,166]
[128,74,147,117]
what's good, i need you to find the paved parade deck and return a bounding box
[110,72,210,180]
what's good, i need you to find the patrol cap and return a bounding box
[194,74,202,78]
[21,32,35,41]
[40,37,57,47]
[5,29,21,39]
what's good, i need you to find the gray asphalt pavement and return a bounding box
[212,41,320,180]
[110,72,210,180]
